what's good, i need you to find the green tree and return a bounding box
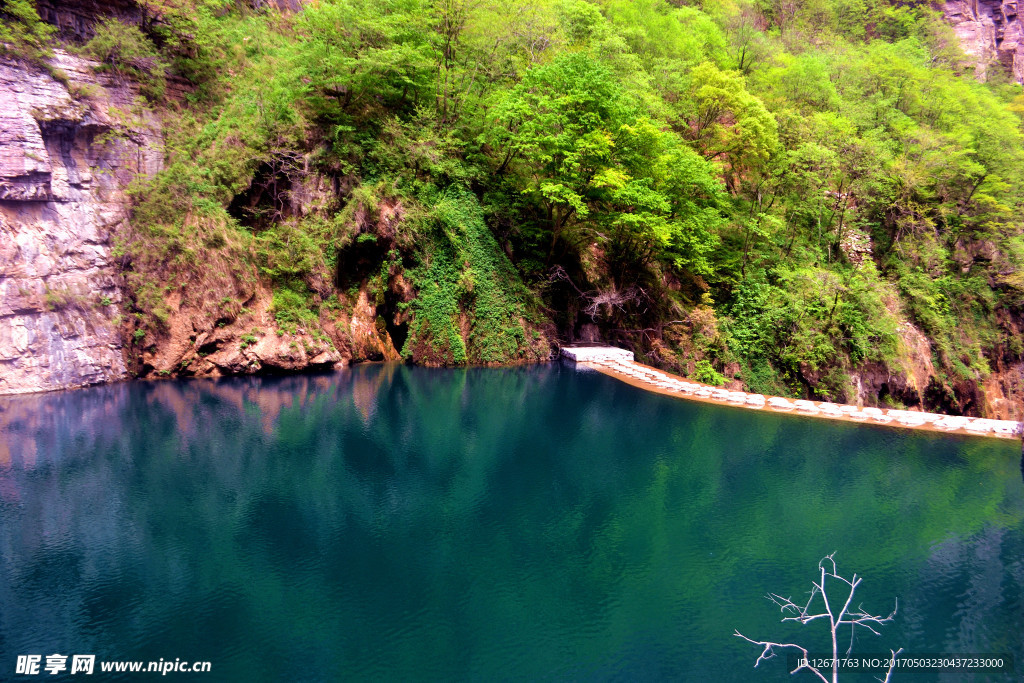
[0,0,56,61]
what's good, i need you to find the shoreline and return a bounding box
[570,353,1023,442]
[3,354,1021,442]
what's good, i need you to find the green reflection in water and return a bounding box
[0,364,1020,681]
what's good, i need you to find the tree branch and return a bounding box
[736,554,900,683]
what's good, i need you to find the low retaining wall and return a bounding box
[561,346,635,363]
[563,346,1024,441]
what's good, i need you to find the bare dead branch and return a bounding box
[736,554,900,683]
[879,648,904,683]
[733,630,830,683]
[546,266,650,320]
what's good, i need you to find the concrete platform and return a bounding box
[560,346,635,363]
[565,344,1023,441]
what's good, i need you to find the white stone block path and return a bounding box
[562,346,1024,440]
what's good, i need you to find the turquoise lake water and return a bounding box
[0,363,1021,681]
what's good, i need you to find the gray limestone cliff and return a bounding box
[945,0,1024,81]
[0,50,161,394]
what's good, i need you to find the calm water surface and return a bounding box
[0,364,1021,681]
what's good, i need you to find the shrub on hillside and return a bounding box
[84,17,166,99]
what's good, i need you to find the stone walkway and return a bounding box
[562,346,1024,440]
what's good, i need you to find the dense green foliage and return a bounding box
[404,191,536,364]
[0,0,55,62]
[81,0,1023,401]
[84,17,167,99]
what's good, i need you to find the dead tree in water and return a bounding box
[735,553,901,683]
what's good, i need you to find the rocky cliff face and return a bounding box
[945,0,1024,81]
[0,50,161,394]
[35,0,143,41]
[34,0,306,43]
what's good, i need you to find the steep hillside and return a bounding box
[1,0,1022,419]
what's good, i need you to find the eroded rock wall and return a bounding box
[0,50,161,394]
[35,0,143,42]
[945,0,1024,81]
